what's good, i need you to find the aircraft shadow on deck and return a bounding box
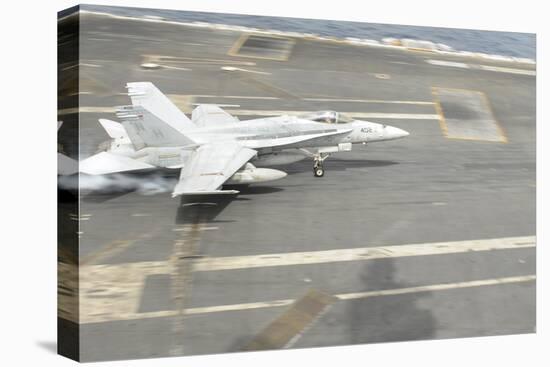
[281,159,399,175]
[175,185,285,225]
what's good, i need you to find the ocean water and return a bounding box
[80,4,536,59]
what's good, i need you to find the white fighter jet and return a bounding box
[81,82,409,197]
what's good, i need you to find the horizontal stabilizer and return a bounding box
[80,152,155,175]
[99,119,129,140]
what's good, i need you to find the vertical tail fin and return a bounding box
[115,82,196,149]
[116,105,195,149]
[126,82,195,131]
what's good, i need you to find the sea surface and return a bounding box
[78,4,536,59]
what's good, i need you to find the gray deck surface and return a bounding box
[58,10,535,362]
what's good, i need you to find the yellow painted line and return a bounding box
[81,229,163,266]
[79,275,535,323]
[431,87,507,143]
[81,240,133,266]
[227,33,250,58]
[406,47,437,53]
[478,90,508,143]
[192,235,535,271]
[58,106,115,115]
[242,289,337,350]
[228,33,295,61]
[143,54,256,66]
[431,87,449,138]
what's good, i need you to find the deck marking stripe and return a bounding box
[427,59,535,76]
[431,87,449,138]
[477,64,536,76]
[338,275,536,300]
[79,236,535,323]
[171,94,435,104]
[192,95,280,100]
[192,236,535,271]
[432,87,508,143]
[242,289,337,351]
[79,275,535,323]
[203,110,440,120]
[58,106,439,120]
[302,98,434,105]
[427,59,469,68]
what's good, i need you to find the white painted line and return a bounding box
[193,236,535,271]
[390,61,415,65]
[79,275,535,323]
[427,59,535,76]
[61,62,102,71]
[201,226,219,231]
[191,103,241,108]
[78,236,535,323]
[477,64,536,76]
[192,95,280,100]
[221,66,272,75]
[427,59,469,68]
[336,275,535,300]
[160,65,191,71]
[57,106,438,120]
[302,98,434,105]
[373,73,391,79]
[220,110,440,120]
[191,95,434,105]
[80,63,102,68]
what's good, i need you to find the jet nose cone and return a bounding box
[387,126,409,139]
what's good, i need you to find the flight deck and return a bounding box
[58,8,535,362]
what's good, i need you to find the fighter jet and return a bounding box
[81,82,409,197]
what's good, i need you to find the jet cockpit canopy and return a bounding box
[299,110,355,124]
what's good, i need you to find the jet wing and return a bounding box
[192,105,239,127]
[172,142,256,197]
[240,128,353,149]
[80,151,155,175]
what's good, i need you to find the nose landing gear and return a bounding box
[298,149,332,178]
[313,162,324,177]
[312,153,329,178]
